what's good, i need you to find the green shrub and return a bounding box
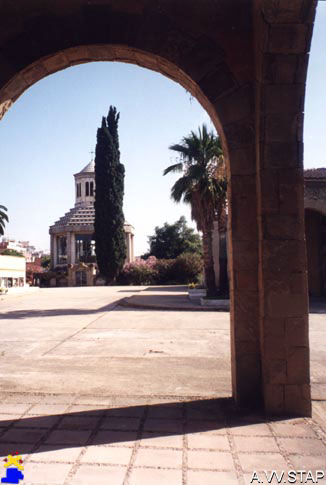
[170,252,203,284]
[153,259,174,284]
[1,249,24,257]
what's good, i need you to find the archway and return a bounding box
[0,0,318,416]
[305,197,326,298]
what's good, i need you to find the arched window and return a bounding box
[86,181,89,196]
[90,182,94,196]
[76,183,81,197]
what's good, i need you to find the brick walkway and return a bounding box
[0,393,326,485]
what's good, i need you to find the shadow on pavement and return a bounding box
[309,298,326,314]
[0,397,284,457]
[143,286,188,292]
[0,301,123,320]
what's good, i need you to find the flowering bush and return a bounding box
[120,253,203,285]
[120,256,157,285]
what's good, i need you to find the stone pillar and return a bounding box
[50,234,54,269]
[252,0,315,416]
[227,159,262,409]
[127,233,132,262]
[52,235,57,268]
[70,233,76,265]
[67,232,72,264]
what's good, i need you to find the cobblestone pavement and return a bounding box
[0,393,325,485]
[0,288,326,484]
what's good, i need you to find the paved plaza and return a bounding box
[0,287,325,484]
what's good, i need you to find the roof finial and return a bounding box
[89,150,95,162]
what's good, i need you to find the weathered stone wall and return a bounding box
[0,0,318,415]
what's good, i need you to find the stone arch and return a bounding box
[305,198,326,217]
[0,0,318,415]
[305,202,326,298]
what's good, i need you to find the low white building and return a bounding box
[0,254,26,288]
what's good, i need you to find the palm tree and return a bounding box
[0,205,8,236]
[164,124,227,297]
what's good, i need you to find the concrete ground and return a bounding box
[0,286,325,484]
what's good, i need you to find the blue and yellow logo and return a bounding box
[1,453,24,484]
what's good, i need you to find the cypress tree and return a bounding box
[94,106,127,283]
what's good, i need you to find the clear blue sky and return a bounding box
[1,3,325,255]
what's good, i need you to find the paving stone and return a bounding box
[186,420,227,435]
[0,414,18,427]
[186,407,225,421]
[41,395,75,405]
[1,428,47,444]
[2,394,45,404]
[140,432,183,448]
[100,416,140,431]
[45,429,92,445]
[233,436,279,453]
[91,430,137,447]
[58,415,100,430]
[238,452,288,472]
[23,461,72,484]
[0,403,32,415]
[229,422,272,436]
[14,415,60,428]
[289,453,326,472]
[0,443,33,460]
[106,406,145,417]
[77,396,116,406]
[278,437,326,455]
[81,445,133,465]
[69,405,108,414]
[270,422,316,437]
[27,404,69,415]
[148,405,183,419]
[134,447,183,468]
[29,444,83,462]
[188,470,239,484]
[143,418,183,433]
[72,464,127,484]
[188,450,235,470]
[129,467,183,485]
[187,432,230,450]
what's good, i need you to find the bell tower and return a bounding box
[74,159,95,207]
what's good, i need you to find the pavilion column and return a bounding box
[67,232,72,264]
[50,235,54,269]
[66,232,76,265]
[70,233,76,265]
[52,235,57,268]
[127,233,132,262]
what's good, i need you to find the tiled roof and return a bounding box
[51,205,95,229]
[76,160,95,175]
[50,204,131,230]
[304,168,326,179]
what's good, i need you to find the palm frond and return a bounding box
[165,123,227,233]
[0,211,9,222]
[170,176,193,203]
[163,162,183,176]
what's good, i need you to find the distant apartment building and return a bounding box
[0,237,48,262]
